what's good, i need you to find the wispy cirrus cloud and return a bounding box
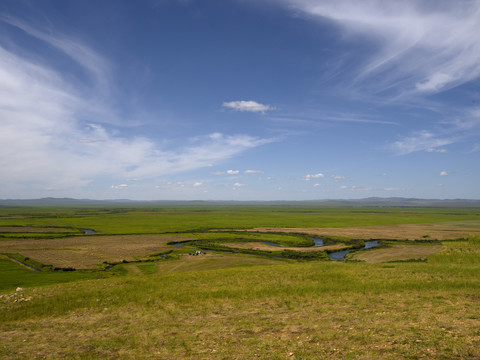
[388,107,480,155]
[270,112,398,126]
[0,20,273,196]
[426,148,447,153]
[1,15,111,92]
[389,130,456,155]
[278,0,480,98]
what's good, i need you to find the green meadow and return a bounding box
[1,205,480,359]
[1,205,479,233]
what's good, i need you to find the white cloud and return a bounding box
[233,182,245,188]
[278,0,480,98]
[222,100,274,113]
[0,24,274,197]
[439,171,449,176]
[1,15,111,95]
[302,173,325,181]
[213,169,241,175]
[244,170,264,174]
[193,182,203,187]
[390,130,456,155]
[332,175,347,180]
[111,184,128,189]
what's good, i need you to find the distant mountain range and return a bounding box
[1,197,480,207]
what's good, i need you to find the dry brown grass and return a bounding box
[0,235,192,269]
[352,245,443,263]
[246,221,480,240]
[222,242,347,252]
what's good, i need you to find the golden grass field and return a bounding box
[222,242,347,252]
[0,235,193,269]
[2,220,479,270]
[352,244,443,263]
[246,220,480,240]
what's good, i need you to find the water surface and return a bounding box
[364,240,379,249]
[328,250,349,260]
[262,241,281,247]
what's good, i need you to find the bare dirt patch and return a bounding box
[222,242,347,252]
[352,245,442,263]
[0,235,193,269]
[245,221,480,241]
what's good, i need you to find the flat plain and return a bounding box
[1,205,479,359]
[246,220,480,240]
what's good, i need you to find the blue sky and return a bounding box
[1,0,479,200]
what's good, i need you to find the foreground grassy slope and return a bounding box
[1,236,479,359]
[1,206,479,359]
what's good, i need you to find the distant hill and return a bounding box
[1,197,480,207]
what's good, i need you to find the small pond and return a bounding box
[312,238,324,247]
[82,229,96,234]
[328,250,350,260]
[169,242,183,247]
[262,241,281,247]
[364,240,379,249]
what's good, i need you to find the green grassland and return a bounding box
[0,255,105,289]
[1,205,480,359]
[1,205,479,234]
